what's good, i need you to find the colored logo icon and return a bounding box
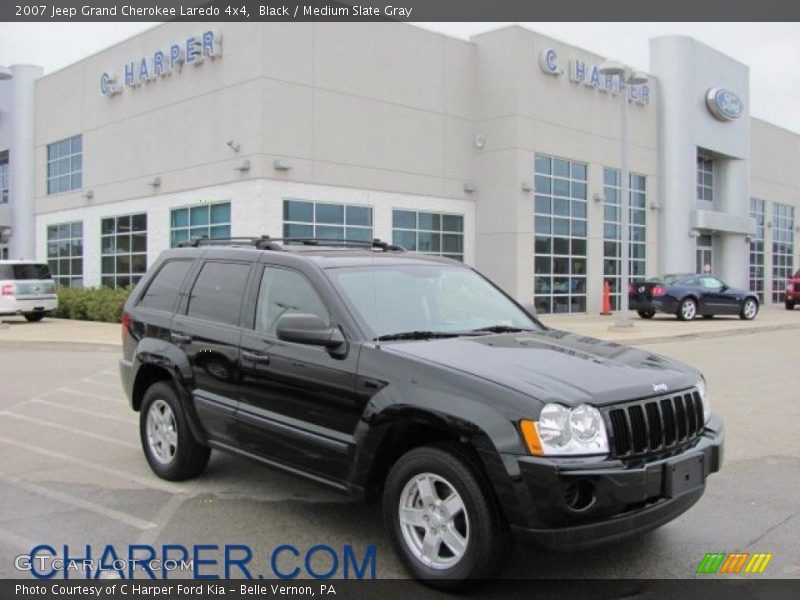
[696,552,773,574]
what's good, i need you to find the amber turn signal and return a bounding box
[519,420,544,456]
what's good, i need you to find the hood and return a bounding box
[383,329,699,406]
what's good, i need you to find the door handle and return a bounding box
[242,351,270,364]
[171,332,192,344]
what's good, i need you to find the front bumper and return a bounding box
[502,417,724,552]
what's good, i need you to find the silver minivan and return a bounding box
[0,261,58,322]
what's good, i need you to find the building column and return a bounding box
[7,65,42,260]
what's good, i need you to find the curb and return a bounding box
[0,339,121,353]
[593,322,800,346]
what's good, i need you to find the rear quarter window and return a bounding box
[138,260,194,313]
[0,264,52,280]
[186,261,251,326]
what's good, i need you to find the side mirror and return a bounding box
[275,313,345,349]
[720,283,728,292]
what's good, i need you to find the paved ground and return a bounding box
[0,327,797,580]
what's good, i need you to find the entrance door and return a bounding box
[696,234,713,274]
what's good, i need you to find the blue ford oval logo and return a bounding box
[706,87,744,121]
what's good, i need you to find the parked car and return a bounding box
[629,273,759,321]
[0,261,58,322]
[120,238,724,588]
[785,269,800,310]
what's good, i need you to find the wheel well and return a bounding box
[363,421,481,500]
[132,364,173,412]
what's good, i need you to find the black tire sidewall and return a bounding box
[139,381,205,480]
[383,446,503,586]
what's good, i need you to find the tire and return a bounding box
[740,298,759,321]
[787,301,796,311]
[637,310,655,319]
[383,444,512,590]
[702,315,715,320]
[139,382,210,481]
[677,298,697,321]
[24,313,45,322]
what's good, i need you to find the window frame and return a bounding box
[251,264,332,336]
[46,135,83,195]
[170,201,232,248]
[46,221,83,288]
[100,212,148,289]
[696,152,714,203]
[184,260,253,327]
[283,199,374,243]
[391,209,465,262]
[0,150,9,204]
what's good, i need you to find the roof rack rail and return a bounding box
[177,236,406,252]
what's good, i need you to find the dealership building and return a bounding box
[0,22,797,314]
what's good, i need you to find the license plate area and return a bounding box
[664,454,705,498]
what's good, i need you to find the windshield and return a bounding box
[0,263,52,280]
[328,264,539,339]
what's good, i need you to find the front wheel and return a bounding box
[787,301,796,311]
[140,382,210,481]
[740,298,759,321]
[677,298,697,321]
[383,445,511,589]
[637,310,656,319]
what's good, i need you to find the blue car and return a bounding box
[629,273,759,321]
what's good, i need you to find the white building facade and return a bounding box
[0,23,796,312]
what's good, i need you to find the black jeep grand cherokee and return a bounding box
[120,237,724,587]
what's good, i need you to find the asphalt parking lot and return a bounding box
[0,327,797,580]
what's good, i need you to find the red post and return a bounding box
[601,280,612,316]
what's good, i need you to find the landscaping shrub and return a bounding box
[53,286,132,323]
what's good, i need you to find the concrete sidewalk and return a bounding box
[0,305,798,350]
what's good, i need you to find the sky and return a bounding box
[1,21,798,132]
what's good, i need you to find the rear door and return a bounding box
[238,263,362,483]
[171,259,253,447]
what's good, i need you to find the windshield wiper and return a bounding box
[377,331,463,342]
[470,325,536,334]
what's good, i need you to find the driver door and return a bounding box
[238,264,361,483]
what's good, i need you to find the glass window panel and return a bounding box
[284,223,313,239]
[572,163,587,181]
[101,236,115,254]
[572,200,586,219]
[442,234,463,253]
[284,200,313,223]
[316,225,344,240]
[171,209,189,228]
[535,256,551,274]
[131,213,147,232]
[553,257,569,274]
[417,231,441,252]
[190,206,209,226]
[189,227,210,241]
[571,182,587,199]
[316,203,345,225]
[393,210,417,229]
[210,225,231,239]
[71,222,83,238]
[116,255,130,273]
[571,239,586,255]
[534,217,551,235]
[131,233,147,252]
[553,237,569,255]
[116,235,131,253]
[534,175,551,195]
[393,229,416,251]
[210,203,231,224]
[535,195,551,214]
[418,212,441,231]
[346,206,372,226]
[572,258,587,275]
[553,218,569,236]
[553,159,569,178]
[554,198,570,216]
[346,227,372,242]
[48,143,58,160]
[171,229,189,246]
[131,254,147,273]
[535,155,551,174]
[442,215,463,232]
[71,135,82,153]
[553,178,569,197]
[535,236,551,254]
[571,220,587,237]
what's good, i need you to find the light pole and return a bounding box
[597,61,648,328]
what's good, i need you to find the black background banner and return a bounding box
[2,0,800,22]
[4,580,800,600]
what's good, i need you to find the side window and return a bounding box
[187,261,250,326]
[255,267,330,334]
[684,277,699,287]
[701,277,723,289]
[139,260,193,312]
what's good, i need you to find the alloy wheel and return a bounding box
[146,399,178,465]
[398,473,470,570]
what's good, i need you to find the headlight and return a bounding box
[520,403,609,456]
[697,379,710,423]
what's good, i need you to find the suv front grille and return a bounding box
[607,389,704,458]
